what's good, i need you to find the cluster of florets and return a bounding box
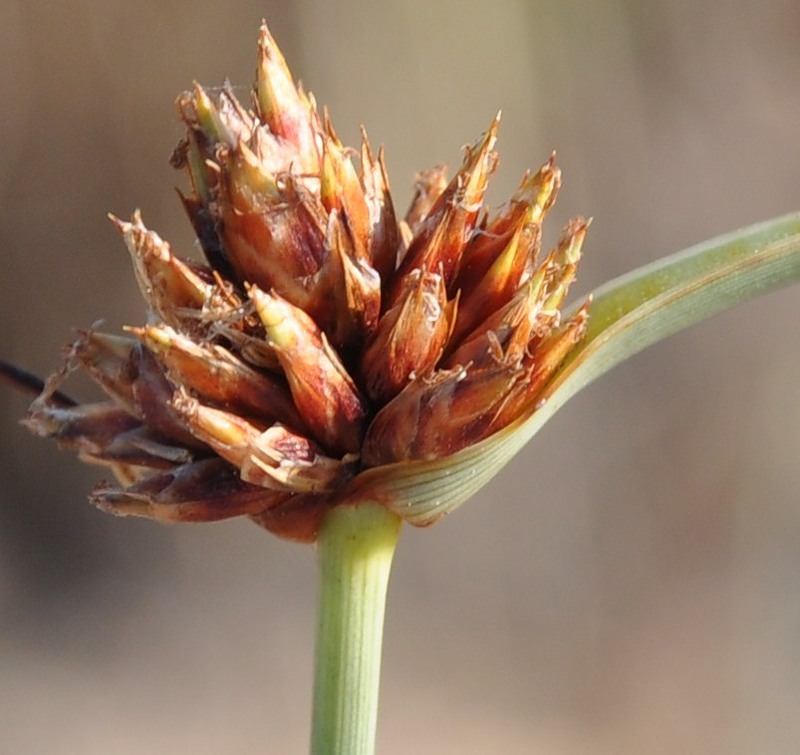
[24,23,588,541]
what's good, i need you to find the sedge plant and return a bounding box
[1,22,799,755]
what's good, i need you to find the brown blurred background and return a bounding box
[1,1,799,752]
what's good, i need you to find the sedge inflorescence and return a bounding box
[23,23,589,541]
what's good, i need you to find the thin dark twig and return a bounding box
[0,359,77,407]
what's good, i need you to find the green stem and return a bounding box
[310,502,402,755]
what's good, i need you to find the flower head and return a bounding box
[16,22,589,541]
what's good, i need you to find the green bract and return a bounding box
[352,212,800,525]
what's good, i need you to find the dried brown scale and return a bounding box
[170,391,350,494]
[249,286,368,456]
[303,210,381,351]
[14,22,591,541]
[445,275,542,370]
[452,156,559,295]
[216,150,328,298]
[70,331,140,414]
[255,24,321,175]
[321,136,372,249]
[91,458,286,523]
[87,426,195,470]
[491,301,591,432]
[389,117,500,304]
[404,165,449,236]
[177,191,234,281]
[25,401,142,457]
[129,345,208,448]
[113,212,215,326]
[448,221,539,348]
[361,362,524,465]
[133,323,306,431]
[359,129,399,285]
[360,270,453,404]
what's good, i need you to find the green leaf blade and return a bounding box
[356,213,800,526]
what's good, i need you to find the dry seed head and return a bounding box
[17,22,591,541]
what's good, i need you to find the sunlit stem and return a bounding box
[310,502,402,755]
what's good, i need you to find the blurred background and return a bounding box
[1,1,799,752]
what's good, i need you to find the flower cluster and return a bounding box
[23,23,589,541]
